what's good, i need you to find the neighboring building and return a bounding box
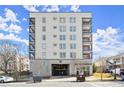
[94,53,124,72]
[0,55,30,72]
[29,12,92,77]
[94,57,111,72]
[108,53,124,69]
[16,56,30,72]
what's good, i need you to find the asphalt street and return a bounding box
[0,76,124,87]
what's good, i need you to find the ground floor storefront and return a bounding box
[30,59,92,77]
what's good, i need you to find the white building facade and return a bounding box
[29,13,92,77]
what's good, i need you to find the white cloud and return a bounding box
[0,33,29,46]
[0,23,8,31]
[7,24,22,34]
[26,28,29,32]
[23,5,39,12]
[93,27,124,59]
[70,5,80,12]
[42,5,59,12]
[0,8,22,34]
[22,18,27,21]
[4,8,20,23]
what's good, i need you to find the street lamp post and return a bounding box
[106,59,117,80]
[101,61,103,81]
[114,60,117,80]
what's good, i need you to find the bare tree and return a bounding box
[0,40,17,74]
[0,40,29,81]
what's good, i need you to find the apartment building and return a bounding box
[29,12,92,77]
[108,53,124,69]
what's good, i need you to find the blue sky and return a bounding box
[0,5,124,59]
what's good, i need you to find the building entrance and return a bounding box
[52,64,69,76]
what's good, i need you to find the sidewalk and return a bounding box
[86,76,122,82]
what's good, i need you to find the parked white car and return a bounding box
[0,76,14,83]
[111,68,124,76]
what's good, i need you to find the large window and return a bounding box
[59,43,66,49]
[42,52,46,58]
[60,35,66,40]
[42,17,46,23]
[70,26,76,32]
[70,43,76,49]
[60,52,66,58]
[59,17,66,23]
[70,17,76,23]
[42,26,46,32]
[70,52,76,59]
[42,43,46,49]
[70,35,76,40]
[60,26,66,32]
[42,35,46,40]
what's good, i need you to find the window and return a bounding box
[70,17,76,23]
[53,26,57,29]
[60,17,66,23]
[42,17,46,23]
[42,52,46,58]
[60,26,66,32]
[70,35,76,40]
[42,26,46,32]
[59,43,66,49]
[70,52,76,58]
[53,17,57,20]
[53,43,57,47]
[53,35,57,38]
[53,52,57,55]
[70,26,76,32]
[42,35,46,40]
[42,43,46,49]
[60,52,66,58]
[60,35,66,40]
[70,43,76,49]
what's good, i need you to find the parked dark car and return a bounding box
[33,76,42,83]
[76,75,85,82]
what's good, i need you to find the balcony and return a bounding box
[82,25,91,30]
[83,49,92,54]
[29,45,35,51]
[29,26,35,33]
[29,18,35,26]
[83,53,92,60]
[29,52,35,60]
[29,42,35,46]
[83,32,92,37]
[82,18,91,22]
[29,33,35,39]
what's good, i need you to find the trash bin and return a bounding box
[33,76,42,83]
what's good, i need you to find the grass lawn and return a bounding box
[93,73,112,78]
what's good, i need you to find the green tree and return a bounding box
[93,63,97,73]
